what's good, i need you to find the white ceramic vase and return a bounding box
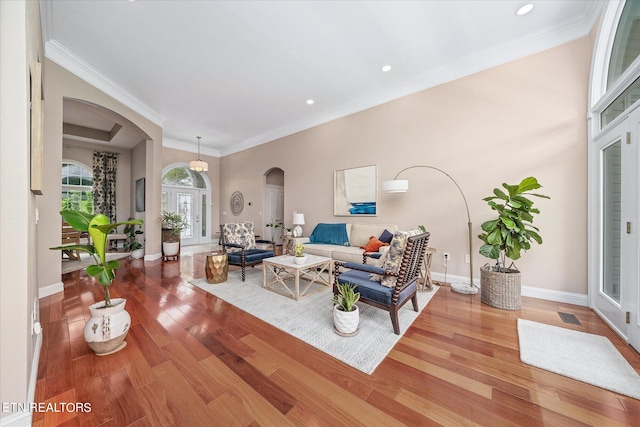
[131,248,144,259]
[294,255,307,265]
[83,298,131,355]
[163,241,180,257]
[333,304,359,335]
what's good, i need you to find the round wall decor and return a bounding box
[230,191,244,216]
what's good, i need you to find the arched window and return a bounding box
[162,166,206,189]
[607,0,640,89]
[598,1,640,127]
[61,162,93,213]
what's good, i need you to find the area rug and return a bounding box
[189,268,438,374]
[517,319,640,400]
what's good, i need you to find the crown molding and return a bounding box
[221,12,599,157]
[163,137,221,158]
[41,1,602,159]
[44,40,165,127]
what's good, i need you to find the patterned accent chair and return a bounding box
[334,231,430,334]
[219,222,275,281]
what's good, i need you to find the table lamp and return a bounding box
[292,213,305,237]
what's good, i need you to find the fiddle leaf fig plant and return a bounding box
[477,177,549,272]
[51,210,143,307]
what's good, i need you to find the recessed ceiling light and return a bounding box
[516,3,534,16]
[306,99,314,105]
[381,65,392,72]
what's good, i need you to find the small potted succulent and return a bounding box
[293,243,306,264]
[332,282,360,336]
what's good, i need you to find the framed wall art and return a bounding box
[334,165,377,216]
[30,61,44,195]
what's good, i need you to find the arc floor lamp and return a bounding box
[382,165,478,294]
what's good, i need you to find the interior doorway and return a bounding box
[264,168,285,243]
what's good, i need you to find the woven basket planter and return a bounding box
[480,265,521,310]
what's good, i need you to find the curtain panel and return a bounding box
[93,152,118,222]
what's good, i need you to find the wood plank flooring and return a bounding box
[34,250,640,426]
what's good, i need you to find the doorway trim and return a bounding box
[588,0,640,348]
[162,162,212,245]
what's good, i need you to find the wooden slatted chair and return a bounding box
[61,222,81,261]
[334,231,430,334]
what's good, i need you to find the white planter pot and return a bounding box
[83,298,131,355]
[131,248,144,259]
[163,241,180,257]
[294,255,307,265]
[333,304,359,336]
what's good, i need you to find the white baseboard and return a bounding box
[431,272,588,307]
[521,285,588,306]
[38,282,63,299]
[0,411,31,427]
[144,252,162,262]
[0,332,42,427]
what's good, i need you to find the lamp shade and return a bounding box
[189,159,208,172]
[382,179,408,193]
[292,213,305,225]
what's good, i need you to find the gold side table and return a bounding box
[206,252,228,284]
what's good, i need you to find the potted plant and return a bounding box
[266,220,284,244]
[332,282,360,335]
[161,211,189,257]
[123,220,144,259]
[477,177,549,309]
[50,210,143,355]
[293,242,307,264]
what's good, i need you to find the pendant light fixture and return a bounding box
[189,136,208,172]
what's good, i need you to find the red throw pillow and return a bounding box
[360,236,389,252]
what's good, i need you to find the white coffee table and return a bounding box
[262,254,332,301]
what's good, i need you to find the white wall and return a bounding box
[0,1,43,424]
[39,60,164,290]
[220,36,593,296]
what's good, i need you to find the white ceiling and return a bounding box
[42,0,603,157]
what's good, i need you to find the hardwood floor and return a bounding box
[34,250,640,426]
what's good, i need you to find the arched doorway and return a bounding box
[589,0,640,350]
[162,163,212,246]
